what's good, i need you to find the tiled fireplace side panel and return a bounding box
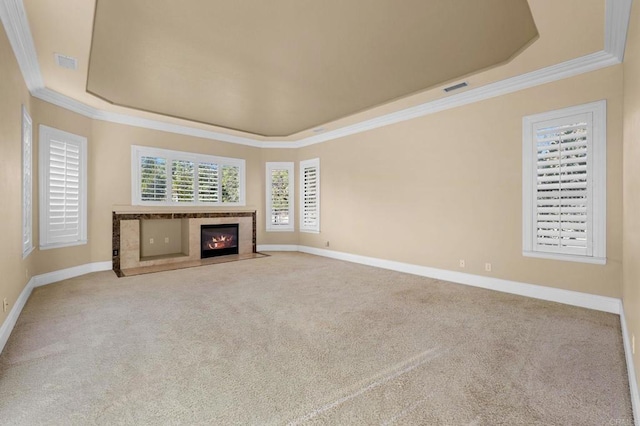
[120,220,141,269]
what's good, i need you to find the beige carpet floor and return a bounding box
[0,252,633,425]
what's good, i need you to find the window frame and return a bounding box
[39,125,88,250]
[299,158,320,233]
[22,106,34,258]
[131,145,246,207]
[266,162,295,232]
[522,100,606,264]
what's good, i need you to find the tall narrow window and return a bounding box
[131,146,245,206]
[266,162,294,232]
[522,100,606,264]
[22,106,33,258]
[300,158,320,233]
[39,125,88,249]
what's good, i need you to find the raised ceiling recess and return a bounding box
[87,0,538,137]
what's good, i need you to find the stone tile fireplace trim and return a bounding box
[112,211,257,277]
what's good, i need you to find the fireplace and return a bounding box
[201,224,239,258]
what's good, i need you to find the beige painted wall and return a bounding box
[0,25,35,328]
[298,66,624,298]
[623,0,640,395]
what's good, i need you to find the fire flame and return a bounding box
[207,234,234,250]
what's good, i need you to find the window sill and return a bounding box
[266,227,295,233]
[523,250,606,265]
[40,240,88,251]
[300,229,320,234]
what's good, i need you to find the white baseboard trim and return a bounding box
[0,261,113,355]
[32,261,112,287]
[292,246,621,314]
[620,303,640,426]
[0,276,36,356]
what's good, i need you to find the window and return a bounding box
[22,106,33,258]
[131,146,245,206]
[300,158,320,233]
[39,125,88,249]
[266,162,294,232]
[522,100,606,264]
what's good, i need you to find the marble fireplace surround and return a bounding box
[112,211,257,277]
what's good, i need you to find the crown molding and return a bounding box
[32,87,265,147]
[32,87,97,118]
[605,0,633,61]
[91,108,264,148]
[290,51,620,148]
[0,0,43,91]
[1,0,632,149]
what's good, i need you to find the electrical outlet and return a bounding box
[3,298,8,313]
[633,334,636,355]
[459,259,465,268]
[149,238,154,244]
[25,268,29,279]
[485,263,492,272]
[325,241,330,247]
[165,237,169,244]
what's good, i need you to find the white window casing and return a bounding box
[300,158,320,233]
[22,106,33,258]
[266,162,294,232]
[39,125,88,250]
[131,145,246,206]
[522,100,606,264]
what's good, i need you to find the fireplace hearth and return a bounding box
[201,224,239,258]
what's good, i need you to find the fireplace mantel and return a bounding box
[112,210,256,276]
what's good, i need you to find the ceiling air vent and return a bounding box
[443,82,468,93]
[54,53,78,70]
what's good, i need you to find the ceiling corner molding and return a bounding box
[1,0,632,150]
[91,110,265,148]
[605,0,633,61]
[32,89,265,148]
[0,0,43,91]
[292,50,620,148]
[33,87,98,118]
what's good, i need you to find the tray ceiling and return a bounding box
[86,0,537,137]
[20,0,607,141]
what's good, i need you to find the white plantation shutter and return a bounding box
[171,160,195,202]
[300,158,320,233]
[534,117,591,255]
[198,163,219,203]
[40,126,87,249]
[221,165,241,203]
[22,106,33,257]
[523,101,606,264]
[140,156,167,201]
[266,162,294,231]
[131,146,245,206]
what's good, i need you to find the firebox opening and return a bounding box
[201,224,239,259]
